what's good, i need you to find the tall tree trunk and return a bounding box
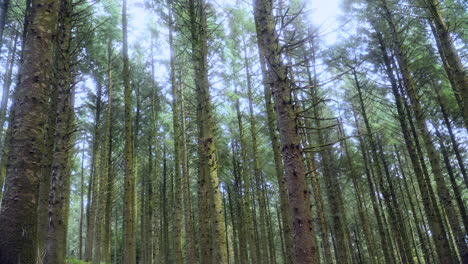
[44,0,74,261]
[122,0,136,262]
[188,1,210,262]
[37,46,60,258]
[394,148,431,264]
[102,38,114,264]
[378,0,466,260]
[234,87,257,264]
[339,124,377,263]
[436,90,468,187]
[302,46,333,264]
[358,82,409,264]
[258,42,294,264]
[180,82,196,264]
[0,0,59,262]
[188,0,227,263]
[168,5,183,262]
[93,122,107,264]
[79,142,85,260]
[84,77,103,262]
[226,181,240,264]
[149,32,161,264]
[352,108,394,263]
[93,40,114,264]
[423,0,468,128]
[375,30,452,263]
[254,0,318,262]
[144,143,153,264]
[433,126,468,235]
[244,44,269,263]
[162,144,170,263]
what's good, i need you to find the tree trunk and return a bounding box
[423,0,468,128]
[352,108,394,263]
[122,0,136,262]
[352,70,399,264]
[188,0,227,263]
[375,31,452,263]
[433,126,468,235]
[234,87,258,264]
[395,148,432,264]
[302,46,333,264]
[102,38,114,264]
[244,44,269,264]
[436,91,468,187]
[180,82,196,264]
[79,142,85,260]
[339,124,377,263]
[0,0,59,262]
[254,0,318,262]
[378,1,466,260]
[168,5,183,262]
[44,1,74,262]
[258,42,294,264]
[37,45,60,258]
[84,77,103,262]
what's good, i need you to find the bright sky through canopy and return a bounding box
[128,0,343,45]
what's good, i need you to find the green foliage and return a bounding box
[66,258,89,264]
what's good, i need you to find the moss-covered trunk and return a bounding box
[44,0,74,262]
[0,0,59,262]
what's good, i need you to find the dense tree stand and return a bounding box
[0,0,465,263]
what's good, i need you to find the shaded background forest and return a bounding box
[0,0,466,263]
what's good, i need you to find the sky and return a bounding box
[307,0,343,44]
[127,0,343,45]
[124,0,344,88]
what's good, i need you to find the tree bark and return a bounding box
[180,82,197,264]
[189,1,228,263]
[122,0,136,262]
[79,142,85,260]
[254,0,318,262]
[44,1,74,262]
[168,5,183,262]
[102,38,114,264]
[0,0,59,262]
[302,46,333,264]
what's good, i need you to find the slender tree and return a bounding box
[122,0,136,262]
